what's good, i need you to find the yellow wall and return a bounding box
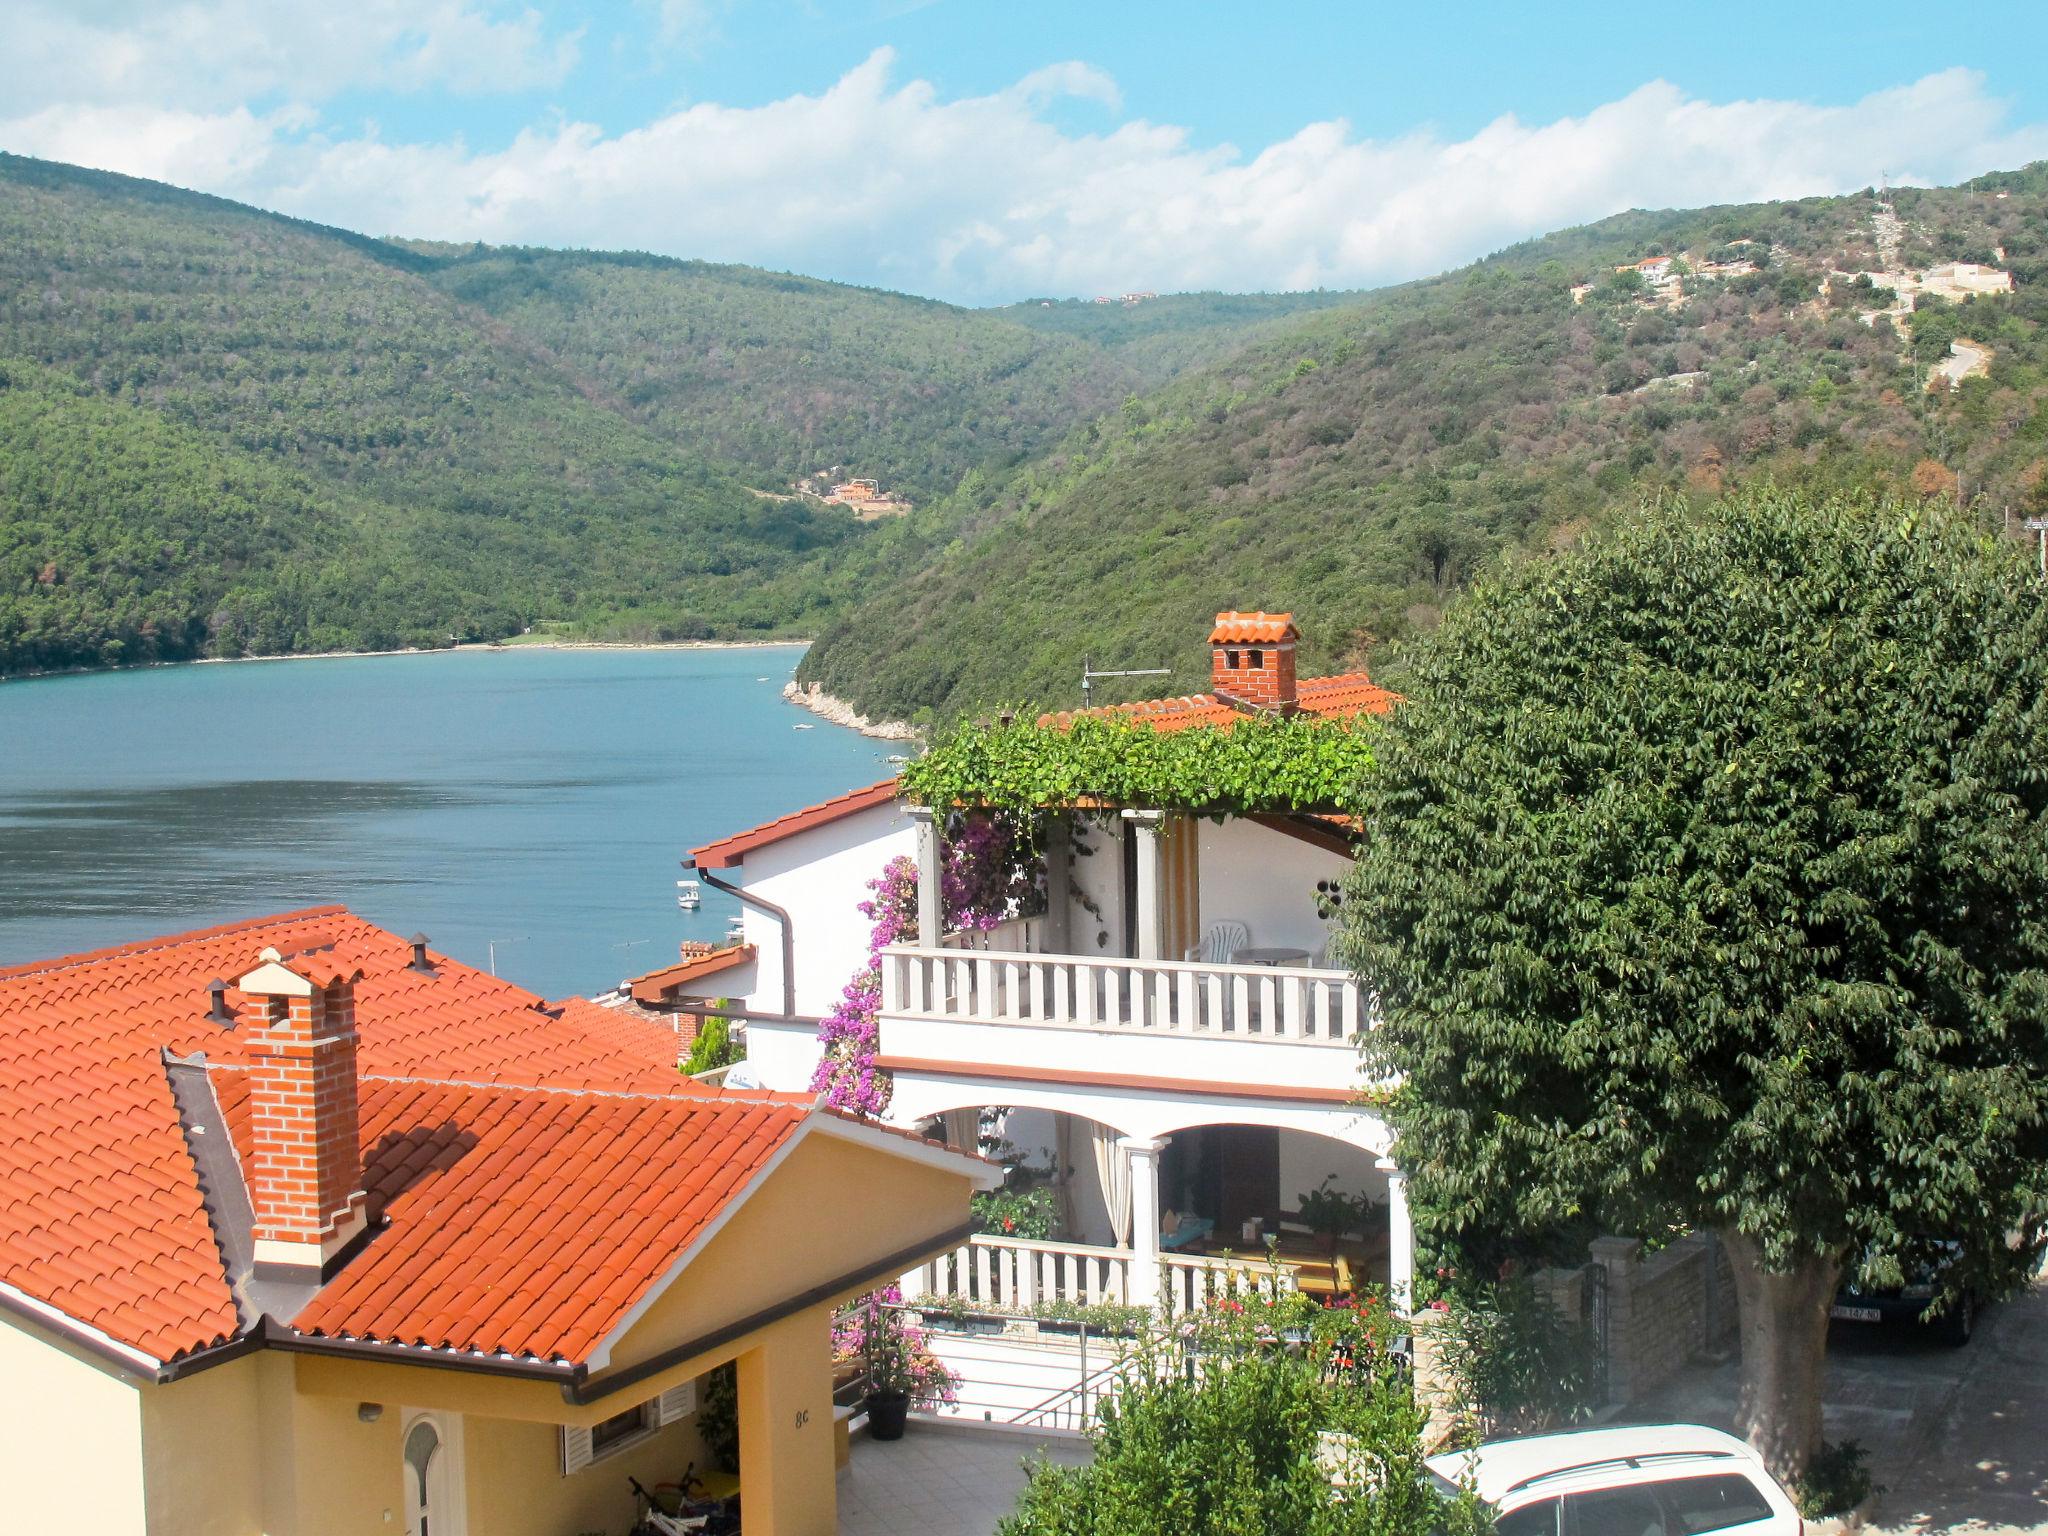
[0,1315,147,1535]
[607,1131,968,1370]
[138,1350,265,1536]
[467,1395,714,1536]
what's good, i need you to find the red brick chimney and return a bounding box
[1209,611,1299,714]
[236,946,370,1281]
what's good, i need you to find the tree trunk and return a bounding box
[1718,1227,1845,1485]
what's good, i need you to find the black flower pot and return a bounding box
[864,1388,910,1440]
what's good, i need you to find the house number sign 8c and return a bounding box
[793,1409,810,1429]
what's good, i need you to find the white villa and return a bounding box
[679,613,1416,1320]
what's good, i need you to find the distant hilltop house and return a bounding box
[1844,259,2017,328]
[823,476,912,520]
[1089,292,1158,306]
[1616,255,1676,285]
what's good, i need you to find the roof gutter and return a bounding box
[690,865,797,1021]
[0,1278,164,1381]
[564,1216,976,1406]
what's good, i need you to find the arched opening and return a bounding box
[919,1103,1133,1248]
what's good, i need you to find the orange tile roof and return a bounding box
[243,1076,810,1362]
[1208,610,1299,644]
[689,779,901,869]
[1036,670,1396,731]
[626,943,756,1006]
[0,907,793,1367]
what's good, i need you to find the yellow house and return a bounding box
[0,906,996,1536]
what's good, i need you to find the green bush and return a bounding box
[997,1335,1490,1536]
[1430,1281,1599,1437]
[973,1185,1059,1238]
[1795,1440,1878,1518]
[681,1013,741,1075]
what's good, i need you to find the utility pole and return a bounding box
[1081,656,1172,711]
[2026,517,2048,580]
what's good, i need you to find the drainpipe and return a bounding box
[691,863,797,1020]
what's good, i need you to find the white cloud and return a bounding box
[0,1,579,113]
[4,50,2044,306]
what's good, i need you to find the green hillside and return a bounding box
[0,155,1319,676]
[798,171,2048,722]
[0,155,865,671]
[993,291,1366,387]
[413,248,1146,500]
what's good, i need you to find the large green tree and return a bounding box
[1342,489,2048,1478]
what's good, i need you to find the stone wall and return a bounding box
[1591,1232,1737,1404]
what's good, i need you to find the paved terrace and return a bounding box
[838,1425,1091,1536]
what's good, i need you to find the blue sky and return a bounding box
[4,1,2045,304]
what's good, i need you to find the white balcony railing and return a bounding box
[904,1233,1298,1316]
[880,944,1363,1044]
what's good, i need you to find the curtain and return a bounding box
[1093,1122,1132,1248]
[1054,1112,1078,1237]
[942,1107,979,1154]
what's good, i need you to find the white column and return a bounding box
[1123,809,1165,961]
[1379,1158,1414,1315]
[910,805,944,946]
[1122,1135,1170,1308]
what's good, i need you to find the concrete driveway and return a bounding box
[1623,1279,2048,1535]
[1865,1278,2048,1536]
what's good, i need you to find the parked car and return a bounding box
[1832,1243,1976,1345]
[1425,1424,1801,1536]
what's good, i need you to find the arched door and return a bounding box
[403,1413,464,1536]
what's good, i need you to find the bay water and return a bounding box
[0,646,897,998]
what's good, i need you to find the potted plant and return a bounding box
[836,1290,958,1441]
[1297,1176,1377,1261]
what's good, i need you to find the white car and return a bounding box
[1425,1424,1802,1536]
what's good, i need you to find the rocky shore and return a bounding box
[782,680,919,742]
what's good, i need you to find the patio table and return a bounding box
[1231,945,1310,966]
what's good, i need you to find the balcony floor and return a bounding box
[837,1423,1091,1536]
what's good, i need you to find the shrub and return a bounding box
[997,1316,1490,1536]
[1795,1440,1878,1518]
[1429,1280,1599,1437]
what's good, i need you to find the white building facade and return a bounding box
[680,615,1416,1315]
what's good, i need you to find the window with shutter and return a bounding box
[558,1423,594,1478]
[657,1382,697,1424]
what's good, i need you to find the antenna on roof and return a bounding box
[1081,655,1171,711]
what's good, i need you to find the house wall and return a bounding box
[1193,818,1350,959]
[735,799,913,1024]
[138,1349,266,1535]
[1064,812,1126,954]
[0,1315,147,1535]
[467,1395,713,1536]
[1277,1131,1386,1214]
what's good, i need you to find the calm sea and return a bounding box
[0,647,897,997]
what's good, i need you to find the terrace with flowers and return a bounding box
[685,613,1416,1339]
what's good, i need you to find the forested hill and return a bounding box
[797,167,2048,722]
[0,155,1306,674]
[409,248,1145,502]
[0,156,846,671]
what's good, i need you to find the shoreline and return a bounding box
[0,637,813,686]
[782,680,919,742]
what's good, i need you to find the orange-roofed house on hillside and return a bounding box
[0,907,996,1536]
[679,611,1418,1407]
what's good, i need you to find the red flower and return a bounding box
[1002,1216,1016,1233]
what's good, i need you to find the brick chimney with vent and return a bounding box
[235,946,370,1282]
[1209,611,1300,714]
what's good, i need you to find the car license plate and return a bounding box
[1830,1305,1882,1323]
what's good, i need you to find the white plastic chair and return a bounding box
[1184,920,1251,965]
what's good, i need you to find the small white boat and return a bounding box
[675,879,701,911]
[725,915,745,943]
[793,723,813,730]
